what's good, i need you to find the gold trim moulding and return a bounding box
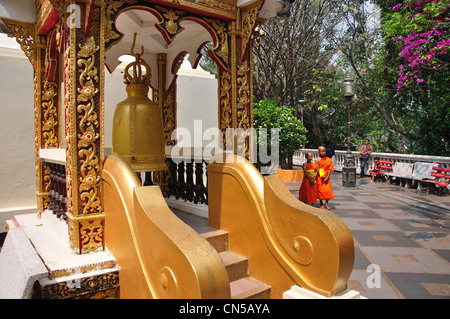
[47,260,118,279]
[32,269,120,299]
[132,0,237,21]
[66,212,105,254]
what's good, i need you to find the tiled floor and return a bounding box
[285,172,450,299]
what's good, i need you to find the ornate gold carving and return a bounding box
[218,69,232,149]
[42,81,59,147]
[2,19,35,68]
[196,0,237,16]
[64,3,105,254]
[156,6,185,42]
[236,61,251,158]
[33,271,119,299]
[80,214,104,251]
[173,52,187,74]
[64,43,75,216]
[236,61,250,131]
[49,0,67,19]
[34,57,44,214]
[240,6,260,60]
[162,88,177,146]
[104,2,231,72]
[104,0,138,45]
[156,53,177,146]
[67,212,105,253]
[219,70,232,131]
[42,162,51,210]
[205,18,229,70]
[164,9,180,35]
[76,36,102,215]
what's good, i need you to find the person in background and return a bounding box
[299,152,318,206]
[370,157,382,183]
[316,146,334,210]
[324,140,335,159]
[358,138,373,178]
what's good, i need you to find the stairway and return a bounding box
[172,209,271,299]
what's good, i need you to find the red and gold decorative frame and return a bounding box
[63,2,106,254]
[3,0,263,254]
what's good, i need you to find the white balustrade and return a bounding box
[294,149,450,173]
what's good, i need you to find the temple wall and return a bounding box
[0,35,218,231]
[0,45,36,227]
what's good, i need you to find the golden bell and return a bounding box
[112,38,166,173]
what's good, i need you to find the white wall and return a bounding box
[0,47,36,210]
[175,66,219,147]
[0,35,218,231]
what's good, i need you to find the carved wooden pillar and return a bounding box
[217,6,258,159]
[35,34,54,215]
[2,16,62,215]
[154,53,177,147]
[40,28,63,215]
[63,1,105,254]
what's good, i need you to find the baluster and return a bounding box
[144,172,153,186]
[58,164,66,218]
[194,161,206,204]
[55,164,63,218]
[61,164,67,221]
[47,163,55,212]
[52,164,60,216]
[185,160,195,202]
[49,163,58,214]
[167,158,177,197]
[176,160,185,200]
[161,169,170,197]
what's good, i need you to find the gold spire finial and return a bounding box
[124,33,151,85]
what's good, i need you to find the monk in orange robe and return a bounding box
[315,146,334,210]
[299,152,318,206]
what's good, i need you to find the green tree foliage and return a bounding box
[375,0,450,155]
[252,0,347,147]
[198,42,217,77]
[197,0,449,156]
[253,99,307,168]
[335,0,449,155]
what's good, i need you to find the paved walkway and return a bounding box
[285,173,450,299]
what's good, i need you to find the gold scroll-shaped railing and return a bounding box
[102,155,230,299]
[208,153,355,298]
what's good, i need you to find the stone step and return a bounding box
[230,277,271,299]
[219,251,248,282]
[171,208,271,299]
[201,229,229,253]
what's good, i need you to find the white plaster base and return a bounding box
[12,211,116,277]
[0,211,118,299]
[0,227,48,299]
[283,285,366,299]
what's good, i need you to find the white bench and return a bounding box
[385,162,414,186]
[385,162,437,191]
[408,162,437,191]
